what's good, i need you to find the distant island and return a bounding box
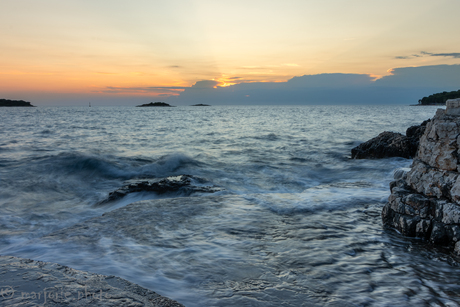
[418,89,460,105]
[136,102,174,107]
[0,99,35,107]
[191,104,210,106]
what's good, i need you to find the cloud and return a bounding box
[396,51,460,59]
[286,73,373,88]
[376,64,460,88]
[96,65,460,105]
[169,65,460,105]
[190,80,219,88]
[421,51,460,59]
[101,86,186,95]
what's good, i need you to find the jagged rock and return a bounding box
[96,175,223,205]
[383,100,460,255]
[383,174,460,247]
[417,109,460,171]
[406,119,430,140]
[351,119,429,159]
[0,255,183,306]
[351,131,417,159]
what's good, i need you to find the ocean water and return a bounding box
[1,105,459,306]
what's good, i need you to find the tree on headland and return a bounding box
[418,90,460,105]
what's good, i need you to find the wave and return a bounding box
[32,152,202,180]
[245,182,389,216]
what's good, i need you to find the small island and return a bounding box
[0,99,35,107]
[191,104,211,106]
[136,102,174,107]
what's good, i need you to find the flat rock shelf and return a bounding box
[0,256,183,307]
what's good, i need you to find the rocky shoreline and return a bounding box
[380,98,460,256]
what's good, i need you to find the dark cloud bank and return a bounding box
[170,64,460,105]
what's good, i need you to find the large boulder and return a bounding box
[351,131,416,159]
[351,119,429,159]
[382,99,460,255]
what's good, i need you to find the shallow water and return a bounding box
[1,105,458,306]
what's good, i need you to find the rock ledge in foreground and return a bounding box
[0,255,184,306]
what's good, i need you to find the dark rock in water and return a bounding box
[136,102,174,107]
[97,175,223,205]
[0,255,184,306]
[351,119,430,159]
[351,131,416,159]
[191,104,210,106]
[0,99,35,107]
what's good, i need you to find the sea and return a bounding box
[1,104,459,307]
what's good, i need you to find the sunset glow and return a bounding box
[1,0,459,105]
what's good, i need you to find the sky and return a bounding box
[1,0,459,106]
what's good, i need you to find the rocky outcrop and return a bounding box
[382,98,460,255]
[351,131,416,159]
[96,175,223,205]
[0,255,183,306]
[351,120,429,159]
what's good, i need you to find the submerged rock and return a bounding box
[383,99,460,255]
[96,175,223,205]
[0,255,183,306]
[351,120,429,159]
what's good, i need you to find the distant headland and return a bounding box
[136,102,174,107]
[417,89,460,105]
[0,99,35,107]
[191,104,210,106]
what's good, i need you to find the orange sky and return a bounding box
[1,0,460,104]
